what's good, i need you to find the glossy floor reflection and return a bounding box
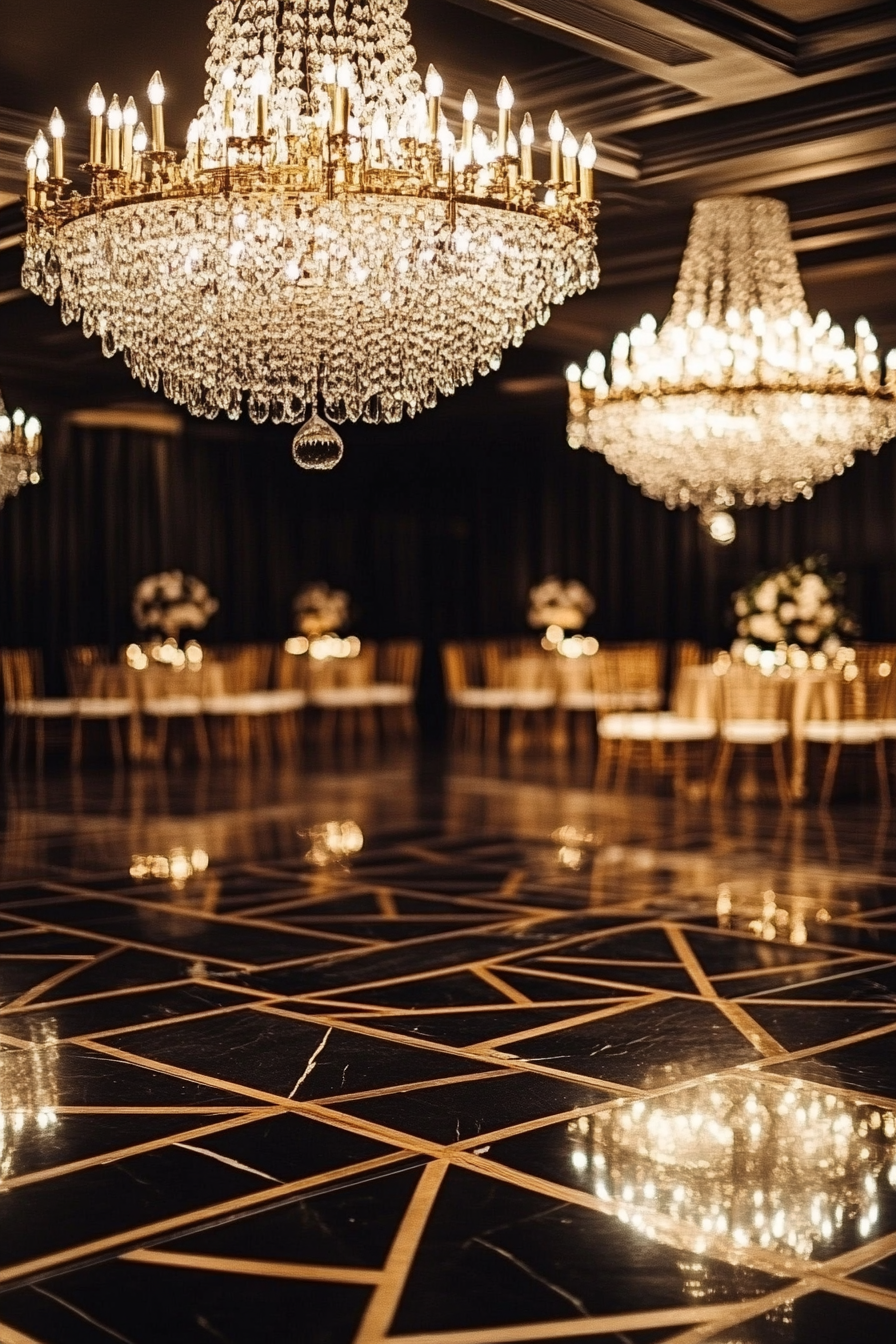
[2,750,896,1342]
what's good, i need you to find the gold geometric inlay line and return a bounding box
[123,1247,383,1284]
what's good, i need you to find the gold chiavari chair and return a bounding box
[308,641,378,746]
[803,665,890,806]
[712,667,790,806]
[136,650,211,765]
[1,648,75,768]
[484,638,556,752]
[64,645,135,767]
[369,639,421,739]
[594,657,717,794]
[440,641,511,749]
[202,644,278,760]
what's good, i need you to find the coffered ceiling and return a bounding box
[0,0,894,408]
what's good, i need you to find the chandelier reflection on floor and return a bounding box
[0,389,42,507]
[567,1074,895,1272]
[567,196,896,539]
[23,0,599,467]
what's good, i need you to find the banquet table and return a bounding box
[674,665,841,798]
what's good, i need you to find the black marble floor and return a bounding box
[2,751,896,1342]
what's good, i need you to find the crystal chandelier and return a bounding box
[566,196,896,539]
[23,0,599,468]
[0,390,42,507]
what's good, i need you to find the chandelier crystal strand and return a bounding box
[23,0,599,455]
[0,390,42,507]
[566,196,896,532]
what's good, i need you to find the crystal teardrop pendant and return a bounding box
[292,413,344,470]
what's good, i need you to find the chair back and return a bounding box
[274,644,310,690]
[378,640,421,688]
[838,666,891,721]
[1,649,41,704]
[308,640,375,690]
[218,644,273,693]
[671,640,705,683]
[615,642,665,694]
[718,666,786,722]
[441,642,472,695]
[64,645,114,696]
[591,642,664,707]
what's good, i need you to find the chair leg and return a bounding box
[156,716,169,763]
[4,715,16,767]
[712,739,734,801]
[771,739,791,807]
[194,715,211,765]
[820,740,842,807]
[595,737,614,790]
[876,739,890,807]
[36,719,45,772]
[673,741,687,797]
[109,717,124,767]
[616,737,633,791]
[71,716,83,769]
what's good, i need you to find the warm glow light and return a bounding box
[567,196,896,515]
[548,110,564,142]
[23,1,599,449]
[496,76,514,110]
[87,83,105,117]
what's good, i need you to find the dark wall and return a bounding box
[2,382,895,714]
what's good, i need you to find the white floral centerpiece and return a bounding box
[732,557,856,658]
[132,571,219,642]
[293,583,349,638]
[528,577,595,633]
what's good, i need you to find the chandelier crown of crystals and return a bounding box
[0,389,42,507]
[567,196,895,526]
[23,0,599,431]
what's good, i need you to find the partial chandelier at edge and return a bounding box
[566,196,896,524]
[22,0,599,428]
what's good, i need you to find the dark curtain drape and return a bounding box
[1,391,895,722]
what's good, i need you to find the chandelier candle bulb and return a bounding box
[425,64,442,138]
[506,130,519,188]
[107,95,122,170]
[25,145,37,209]
[251,68,271,137]
[87,83,105,164]
[147,72,165,152]
[186,119,202,173]
[221,67,236,137]
[561,129,578,187]
[332,60,352,135]
[519,112,534,179]
[461,89,477,152]
[496,76,513,155]
[578,133,596,201]
[548,111,564,182]
[121,97,137,173]
[131,121,147,181]
[48,108,65,179]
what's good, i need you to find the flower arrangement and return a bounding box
[293,582,350,638]
[132,571,219,640]
[527,576,595,632]
[732,557,856,655]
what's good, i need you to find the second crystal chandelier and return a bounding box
[566,196,896,539]
[23,0,599,456]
